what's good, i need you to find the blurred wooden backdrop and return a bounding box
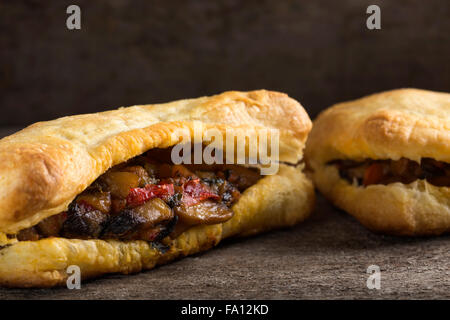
[0,0,449,126]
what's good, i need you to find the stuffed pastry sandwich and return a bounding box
[305,88,450,236]
[0,90,314,287]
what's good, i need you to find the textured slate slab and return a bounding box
[0,127,448,299]
[0,197,448,299]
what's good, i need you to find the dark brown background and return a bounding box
[0,0,449,127]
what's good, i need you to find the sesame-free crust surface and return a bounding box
[0,90,312,234]
[0,90,315,287]
[305,88,450,235]
[0,129,448,299]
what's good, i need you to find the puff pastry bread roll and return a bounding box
[0,90,314,287]
[305,88,450,236]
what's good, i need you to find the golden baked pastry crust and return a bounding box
[305,88,450,235]
[0,165,314,287]
[312,165,450,235]
[0,90,315,287]
[0,90,312,234]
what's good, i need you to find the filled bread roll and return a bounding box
[305,88,450,236]
[0,90,315,287]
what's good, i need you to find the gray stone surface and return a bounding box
[0,192,448,299]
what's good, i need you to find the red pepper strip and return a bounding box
[182,179,220,206]
[363,163,384,186]
[126,183,175,207]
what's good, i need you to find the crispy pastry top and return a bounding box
[306,88,450,168]
[0,90,311,233]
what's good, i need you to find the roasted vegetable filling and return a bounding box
[330,157,450,187]
[16,147,261,242]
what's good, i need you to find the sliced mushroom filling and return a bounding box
[16,147,261,242]
[329,157,450,187]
